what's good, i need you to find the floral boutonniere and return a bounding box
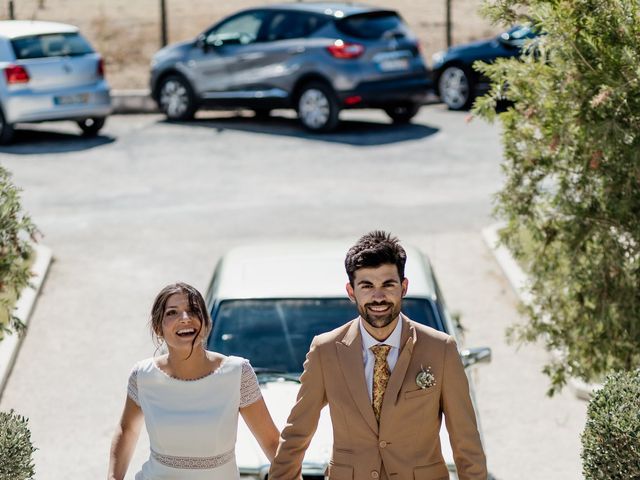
[416,365,436,389]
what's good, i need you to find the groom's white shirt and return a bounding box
[359,315,402,401]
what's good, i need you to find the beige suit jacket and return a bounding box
[269,315,487,480]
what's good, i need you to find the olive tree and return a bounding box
[473,0,640,394]
[0,165,37,341]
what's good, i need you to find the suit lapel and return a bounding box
[380,315,416,420]
[336,318,379,435]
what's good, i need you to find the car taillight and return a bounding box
[97,58,105,78]
[4,64,29,84]
[327,40,365,59]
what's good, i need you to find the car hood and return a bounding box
[152,39,194,62]
[446,38,495,57]
[236,379,455,472]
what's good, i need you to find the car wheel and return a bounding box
[158,75,197,121]
[0,107,15,145]
[297,82,339,132]
[77,117,106,137]
[438,65,474,110]
[384,102,420,124]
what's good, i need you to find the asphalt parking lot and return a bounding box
[0,106,587,479]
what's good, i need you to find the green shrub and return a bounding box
[0,165,38,341]
[0,410,36,480]
[475,0,640,395]
[581,370,640,479]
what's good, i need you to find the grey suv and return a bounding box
[149,2,431,132]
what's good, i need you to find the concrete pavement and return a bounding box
[0,108,587,479]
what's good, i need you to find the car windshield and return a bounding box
[11,32,94,59]
[208,298,442,373]
[336,12,404,40]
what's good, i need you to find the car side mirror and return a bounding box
[461,347,492,368]
[196,34,209,52]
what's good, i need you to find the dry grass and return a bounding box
[0,0,502,89]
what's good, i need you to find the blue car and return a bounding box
[431,25,537,110]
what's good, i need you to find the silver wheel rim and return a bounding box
[160,79,190,118]
[439,67,469,109]
[299,88,330,129]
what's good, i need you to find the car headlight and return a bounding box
[431,50,446,67]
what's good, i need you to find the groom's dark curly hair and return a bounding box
[345,230,407,286]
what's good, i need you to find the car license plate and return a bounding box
[378,58,410,72]
[375,50,412,72]
[54,93,89,105]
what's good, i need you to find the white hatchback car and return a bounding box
[205,242,492,480]
[0,20,111,143]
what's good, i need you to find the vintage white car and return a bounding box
[204,242,492,479]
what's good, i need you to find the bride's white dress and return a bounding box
[127,355,262,480]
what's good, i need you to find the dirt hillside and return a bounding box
[1,0,502,89]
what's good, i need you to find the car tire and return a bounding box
[384,102,420,124]
[158,75,198,121]
[0,107,15,145]
[296,82,339,132]
[77,117,106,136]
[438,65,475,110]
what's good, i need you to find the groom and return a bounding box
[269,231,487,480]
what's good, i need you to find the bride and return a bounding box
[108,282,280,480]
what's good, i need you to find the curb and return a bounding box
[481,223,599,401]
[109,89,442,115]
[0,244,53,397]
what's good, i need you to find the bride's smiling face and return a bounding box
[161,293,204,349]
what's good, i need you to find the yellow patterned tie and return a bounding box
[371,344,392,423]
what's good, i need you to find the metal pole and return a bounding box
[160,0,168,47]
[446,0,452,47]
[8,0,15,20]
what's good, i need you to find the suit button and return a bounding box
[379,441,387,448]
[371,471,379,478]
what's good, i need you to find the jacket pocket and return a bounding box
[413,462,450,479]
[405,387,436,399]
[327,463,354,480]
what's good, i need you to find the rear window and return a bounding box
[336,11,405,40]
[11,32,94,60]
[265,12,330,41]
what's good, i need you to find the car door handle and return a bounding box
[287,46,305,54]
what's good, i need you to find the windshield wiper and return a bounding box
[253,368,301,383]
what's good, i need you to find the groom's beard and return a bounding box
[357,301,401,329]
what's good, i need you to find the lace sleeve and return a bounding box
[239,359,262,408]
[127,366,140,406]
